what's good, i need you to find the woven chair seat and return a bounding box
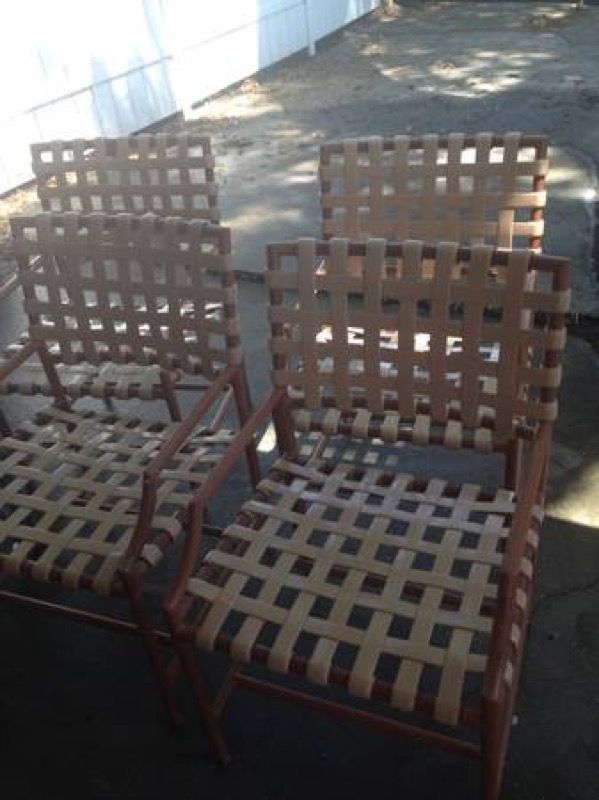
[189,455,540,727]
[0,297,224,399]
[0,405,234,596]
[0,351,181,400]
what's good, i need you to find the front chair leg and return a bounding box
[124,574,184,727]
[481,697,511,800]
[171,632,231,765]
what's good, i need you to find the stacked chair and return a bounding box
[0,133,220,411]
[0,131,569,800]
[0,211,258,723]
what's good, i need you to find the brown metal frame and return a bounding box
[0,216,261,724]
[165,241,569,800]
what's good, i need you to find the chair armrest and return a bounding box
[163,386,287,618]
[0,339,40,382]
[145,365,240,483]
[125,364,241,562]
[484,422,552,705]
[0,273,21,302]
[0,255,45,303]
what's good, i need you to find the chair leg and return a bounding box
[125,576,184,726]
[481,701,510,800]
[159,370,182,422]
[172,633,231,765]
[233,369,261,488]
[504,439,521,491]
[0,408,11,436]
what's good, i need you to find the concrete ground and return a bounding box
[1,4,599,800]
[170,1,599,316]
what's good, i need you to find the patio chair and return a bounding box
[0,212,259,723]
[32,133,220,222]
[319,132,547,248]
[316,132,549,422]
[164,237,570,800]
[0,133,221,409]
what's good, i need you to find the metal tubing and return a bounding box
[164,390,286,620]
[160,369,182,422]
[171,635,231,765]
[235,674,481,760]
[0,588,170,643]
[124,574,183,726]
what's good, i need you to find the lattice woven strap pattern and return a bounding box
[10,213,242,379]
[0,406,233,596]
[32,134,220,223]
[320,133,548,248]
[267,239,570,446]
[0,359,177,400]
[189,456,541,726]
[0,334,185,398]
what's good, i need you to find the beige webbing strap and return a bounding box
[494,249,529,436]
[297,238,319,408]
[363,238,386,412]
[190,457,542,725]
[329,239,351,409]
[429,242,457,423]
[342,140,360,237]
[460,246,492,429]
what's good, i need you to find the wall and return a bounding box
[0,0,378,194]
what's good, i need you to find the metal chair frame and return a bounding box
[0,212,260,724]
[165,238,569,800]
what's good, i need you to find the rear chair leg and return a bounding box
[159,370,182,422]
[125,576,184,726]
[504,439,521,492]
[232,369,261,488]
[172,633,231,765]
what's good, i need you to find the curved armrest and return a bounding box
[125,364,240,563]
[0,339,40,382]
[163,387,287,619]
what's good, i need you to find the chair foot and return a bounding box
[173,635,231,765]
[481,713,509,800]
[125,579,184,727]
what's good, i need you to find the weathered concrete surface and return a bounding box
[1,5,599,800]
[170,2,599,314]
